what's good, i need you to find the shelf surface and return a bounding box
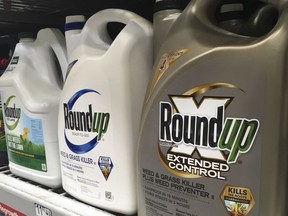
[0,165,120,216]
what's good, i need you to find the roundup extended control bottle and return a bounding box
[0,29,67,188]
[138,0,287,215]
[59,9,152,214]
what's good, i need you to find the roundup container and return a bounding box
[0,29,67,188]
[137,0,287,215]
[0,35,16,166]
[59,9,153,214]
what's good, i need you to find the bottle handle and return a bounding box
[36,28,68,81]
[83,9,147,47]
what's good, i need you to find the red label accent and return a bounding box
[0,202,26,216]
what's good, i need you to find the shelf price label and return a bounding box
[34,203,52,216]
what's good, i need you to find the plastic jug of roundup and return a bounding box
[138,0,288,215]
[0,29,67,188]
[0,35,16,166]
[59,9,152,214]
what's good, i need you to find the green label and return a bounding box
[7,133,46,172]
[11,56,19,65]
[5,56,19,72]
[4,95,47,172]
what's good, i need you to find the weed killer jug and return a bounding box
[0,29,67,188]
[0,35,16,166]
[59,9,153,214]
[138,0,287,216]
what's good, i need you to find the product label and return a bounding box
[0,95,7,153]
[3,95,47,172]
[158,83,259,180]
[63,89,110,155]
[221,185,255,215]
[139,55,263,216]
[5,56,19,72]
[60,87,114,200]
[98,156,113,180]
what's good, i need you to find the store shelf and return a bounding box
[0,165,118,216]
[0,1,151,215]
[0,0,154,35]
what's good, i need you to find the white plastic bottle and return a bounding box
[0,29,67,188]
[0,35,16,166]
[58,9,153,214]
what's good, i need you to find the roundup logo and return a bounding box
[158,83,260,180]
[63,89,110,154]
[4,96,21,130]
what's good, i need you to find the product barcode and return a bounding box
[42,164,47,171]
[105,191,112,200]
